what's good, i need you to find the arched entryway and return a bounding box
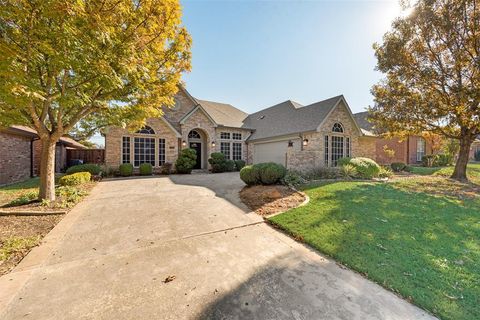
[187,129,208,169]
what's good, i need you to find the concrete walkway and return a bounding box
[0,173,436,320]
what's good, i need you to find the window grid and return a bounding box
[331,136,345,166]
[158,139,166,165]
[122,137,131,164]
[232,133,242,140]
[416,138,426,162]
[346,137,351,158]
[220,132,230,140]
[134,137,155,167]
[188,130,201,139]
[220,142,231,159]
[232,143,242,160]
[136,126,155,134]
[324,136,330,166]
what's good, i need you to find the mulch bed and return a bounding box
[240,185,306,216]
[0,214,64,276]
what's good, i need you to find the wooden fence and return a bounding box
[67,149,105,164]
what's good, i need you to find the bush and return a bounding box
[225,160,236,172]
[337,157,351,167]
[240,165,259,185]
[378,166,393,178]
[234,160,246,171]
[340,164,357,179]
[475,150,480,162]
[55,186,88,208]
[175,148,197,174]
[160,162,173,175]
[119,163,133,177]
[282,170,307,186]
[422,155,437,167]
[208,152,228,173]
[139,163,153,175]
[303,166,341,180]
[391,162,406,172]
[436,153,453,166]
[66,164,102,176]
[59,172,91,186]
[257,162,287,185]
[349,157,381,179]
[404,165,414,173]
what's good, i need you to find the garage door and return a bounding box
[253,139,300,165]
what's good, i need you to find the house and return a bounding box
[104,85,376,172]
[470,139,480,160]
[0,126,86,185]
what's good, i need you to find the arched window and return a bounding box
[188,130,201,139]
[136,126,155,134]
[332,123,344,133]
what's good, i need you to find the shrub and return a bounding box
[139,163,153,175]
[337,157,351,167]
[208,152,228,173]
[119,163,134,177]
[240,165,259,185]
[391,162,406,172]
[59,172,91,186]
[175,148,197,174]
[160,162,173,175]
[475,150,480,162]
[66,164,102,176]
[348,157,380,179]
[282,170,307,186]
[225,160,236,172]
[436,153,453,166]
[422,154,438,167]
[378,166,393,178]
[303,166,341,180]
[340,164,357,179]
[56,186,88,208]
[258,162,287,185]
[234,160,246,171]
[404,165,414,173]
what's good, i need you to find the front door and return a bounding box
[189,142,202,169]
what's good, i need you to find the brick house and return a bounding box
[0,126,86,185]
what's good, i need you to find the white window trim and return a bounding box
[324,134,351,167]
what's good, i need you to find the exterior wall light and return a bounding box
[182,140,187,147]
[303,138,309,146]
[288,140,293,147]
[211,141,216,147]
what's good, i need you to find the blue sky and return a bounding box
[181,0,404,113]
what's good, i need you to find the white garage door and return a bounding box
[253,139,301,165]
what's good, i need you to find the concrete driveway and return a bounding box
[0,173,435,320]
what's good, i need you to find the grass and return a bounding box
[269,175,480,320]
[0,177,40,206]
[409,163,480,183]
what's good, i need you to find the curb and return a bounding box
[0,210,66,216]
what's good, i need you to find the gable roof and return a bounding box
[243,95,359,141]
[197,99,249,128]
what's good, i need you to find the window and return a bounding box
[134,137,155,167]
[331,136,345,166]
[332,123,344,133]
[324,136,329,166]
[232,143,242,160]
[232,133,242,140]
[220,132,230,140]
[416,138,426,162]
[346,137,351,158]
[188,130,201,139]
[122,137,131,164]
[220,142,231,159]
[158,139,165,165]
[136,126,155,134]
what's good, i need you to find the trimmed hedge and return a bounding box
[225,160,236,172]
[348,157,381,179]
[66,164,102,176]
[139,163,153,175]
[240,162,286,185]
[175,148,197,174]
[235,160,246,171]
[391,162,406,172]
[59,172,91,186]
[208,152,228,173]
[119,163,133,177]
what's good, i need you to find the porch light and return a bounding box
[211,141,216,147]
[303,138,309,146]
[182,140,186,147]
[288,140,293,147]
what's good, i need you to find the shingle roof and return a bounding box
[242,96,343,141]
[196,99,249,128]
[352,112,377,137]
[6,125,87,149]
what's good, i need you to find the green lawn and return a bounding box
[409,163,480,183]
[0,178,40,206]
[270,176,480,320]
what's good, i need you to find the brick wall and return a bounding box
[0,132,31,185]
[375,137,408,164]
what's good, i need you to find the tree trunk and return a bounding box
[451,136,473,182]
[38,136,58,201]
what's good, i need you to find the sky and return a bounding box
[91,0,406,146]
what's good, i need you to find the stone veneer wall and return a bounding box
[104,118,179,170]
[0,132,31,185]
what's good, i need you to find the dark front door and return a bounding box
[189,142,202,169]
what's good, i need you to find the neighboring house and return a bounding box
[470,139,480,160]
[0,126,86,185]
[352,112,433,165]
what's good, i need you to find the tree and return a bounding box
[370,0,479,181]
[0,0,191,200]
